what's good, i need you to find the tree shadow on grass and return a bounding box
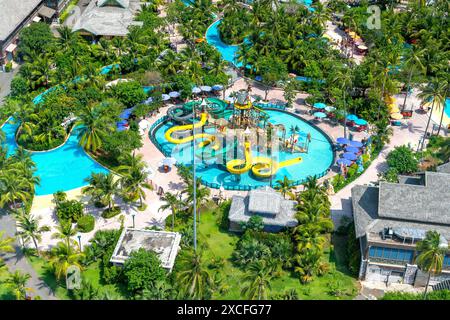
[330,234,354,278]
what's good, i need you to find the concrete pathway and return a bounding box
[0,211,57,300]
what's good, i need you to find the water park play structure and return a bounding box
[155,89,333,189]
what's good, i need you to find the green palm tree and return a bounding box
[159,192,184,231]
[5,270,34,300]
[401,47,425,112]
[75,104,111,153]
[332,66,353,138]
[119,166,152,209]
[275,176,294,199]
[241,260,273,300]
[416,231,448,298]
[49,242,84,280]
[0,231,15,262]
[15,212,50,256]
[83,173,120,211]
[0,172,30,210]
[176,249,212,299]
[183,177,210,222]
[51,221,78,248]
[418,79,446,150]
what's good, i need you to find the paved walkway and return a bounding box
[0,211,57,300]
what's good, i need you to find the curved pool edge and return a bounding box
[148,109,336,191]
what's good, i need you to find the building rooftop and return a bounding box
[437,161,450,174]
[352,170,450,242]
[229,187,298,229]
[0,0,42,41]
[110,228,181,271]
[72,0,142,37]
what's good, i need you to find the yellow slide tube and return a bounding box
[226,141,253,174]
[251,156,302,178]
[164,113,215,145]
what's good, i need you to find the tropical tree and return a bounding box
[0,231,15,261]
[51,221,78,248]
[275,176,294,199]
[176,249,212,299]
[49,241,84,280]
[15,212,50,256]
[159,192,184,231]
[82,173,120,211]
[416,231,448,299]
[241,260,274,300]
[5,270,34,300]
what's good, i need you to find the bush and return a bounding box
[4,62,12,72]
[109,80,147,108]
[386,145,418,174]
[77,215,95,233]
[240,215,264,232]
[123,248,167,293]
[101,207,121,219]
[56,200,84,223]
[382,290,450,300]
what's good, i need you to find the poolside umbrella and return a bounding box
[391,112,404,120]
[345,146,360,153]
[225,96,235,103]
[337,158,352,166]
[313,111,327,119]
[346,114,358,121]
[212,84,223,91]
[336,137,350,145]
[139,119,150,130]
[162,157,177,167]
[343,152,357,161]
[161,94,171,101]
[313,102,326,109]
[389,104,400,113]
[348,140,363,148]
[169,91,180,98]
[144,97,153,104]
[325,106,335,112]
[192,87,201,94]
[354,118,368,126]
[200,85,212,92]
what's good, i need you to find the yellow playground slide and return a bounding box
[225,141,302,177]
[164,113,216,147]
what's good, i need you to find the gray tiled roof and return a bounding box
[352,171,450,240]
[0,0,42,41]
[229,188,298,228]
[72,0,141,37]
[437,161,450,174]
[378,172,450,225]
[248,188,282,216]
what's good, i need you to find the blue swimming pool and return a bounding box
[1,119,109,195]
[445,98,450,118]
[151,110,334,189]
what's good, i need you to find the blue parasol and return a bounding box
[325,106,335,112]
[169,91,180,98]
[355,118,368,126]
[161,94,171,101]
[313,111,327,118]
[144,97,153,104]
[337,158,353,166]
[313,102,326,109]
[349,140,363,148]
[345,146,360,153]
[346,114,359,121]
[343,152,358,160]
[336,137,350,145]
[192,87,201,94]
[200,85,212,92]
[212,84,223,91]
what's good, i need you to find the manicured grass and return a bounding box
[197,207,358,300]
[26,256,127,300]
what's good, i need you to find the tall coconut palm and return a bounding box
[159,192,184,231]
[417,79,446,150]
[5,270,34,300]
[183,177,210,222]
[119,165,152,208]
[75,104,110,153]
[0,172,30,210]
[332,66,353,138]
[0,231,15,261]
[176,249,212,299]
[83,173,120,211]
[15,212,50,256]
[401,47,425,112]
[51,221,78,248]
[416,231,448,299]
[241,260,274,300]
[275,176,294,199]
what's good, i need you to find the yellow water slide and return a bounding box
[251,156,302,178]
[226,141,253,174]
[164,113,216,147]
[225,141,302,177]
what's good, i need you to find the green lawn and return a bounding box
[27,256,127,300]
[197,208,358,300]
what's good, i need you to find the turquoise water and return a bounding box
[152,110,333,189]
[445,98,450,118]
[206,20,243,68]
[1,119,109,195]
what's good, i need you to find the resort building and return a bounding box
[72,0,143,38]
[110,228,181,272]
[352,168,450,287]
[0,0,71,70]
[228,187,298,232]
